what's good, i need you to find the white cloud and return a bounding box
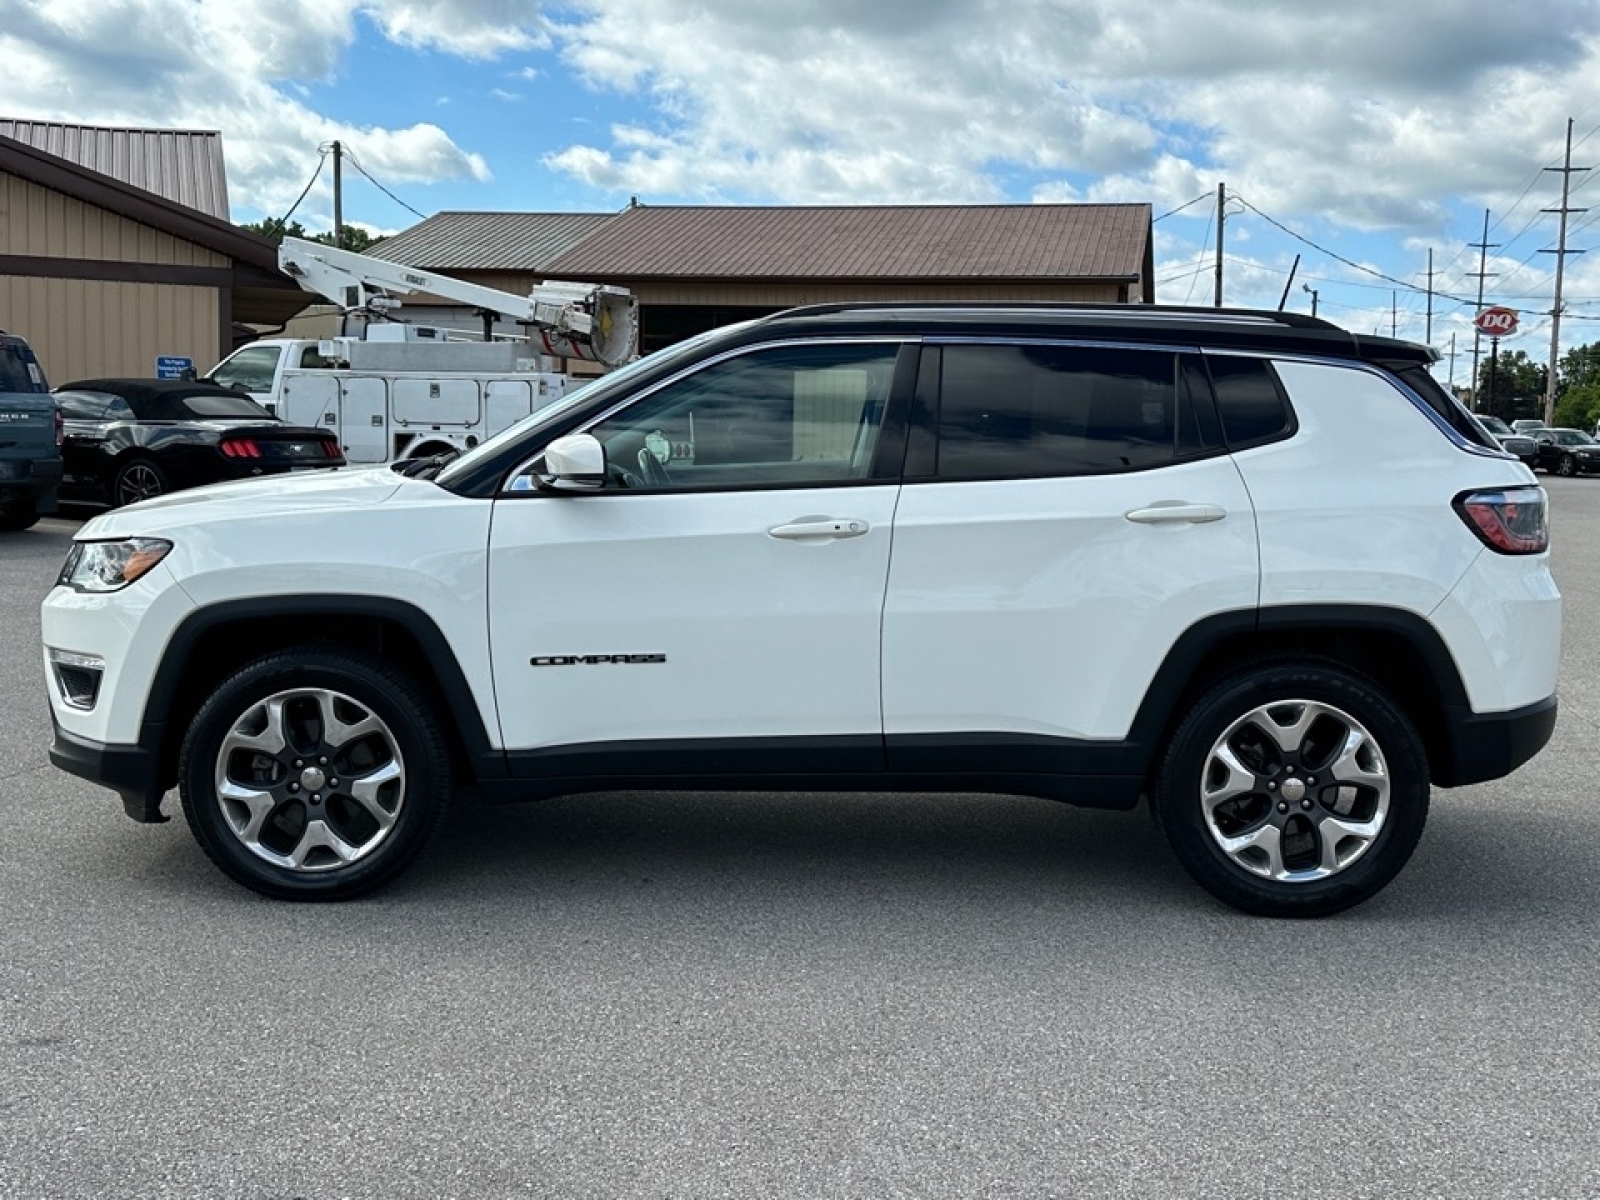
[542,0,1600,234]
[367,0,551,59]
[0,0,541,221]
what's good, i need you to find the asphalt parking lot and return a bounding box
[4,487,1600,1200]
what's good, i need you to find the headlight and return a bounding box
[58,538,173,592]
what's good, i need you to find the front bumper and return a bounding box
[48,714,168,822]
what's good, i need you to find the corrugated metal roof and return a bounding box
[542,204,1151,281]
[371,212,617,271]
[0,119,230,219]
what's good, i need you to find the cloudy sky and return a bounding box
[6,0,1600,370]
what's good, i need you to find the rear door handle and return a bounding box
[1125,502,1227,525]
[768,518,870,540]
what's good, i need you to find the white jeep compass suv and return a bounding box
[41,305,1560,916]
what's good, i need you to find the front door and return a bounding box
[487,340,911,775]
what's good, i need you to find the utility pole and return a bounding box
[1214,182,1225,308]
[1426,248,1434,347]
[1466,209,1499,409]
[1448,331,1457,391]
[1392,291,1397,338]
[1542,117,1588,425]
[1303,283,1318,317]
[332,140,344,250]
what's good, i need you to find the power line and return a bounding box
[1158,192,1203,224]
[342,150,428,221]
[1184,192,1216,305]
[265,150,328,237]
[1230,193,1474,304]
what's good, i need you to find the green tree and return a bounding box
[1474,349,1547,421]
[238,219,377,252]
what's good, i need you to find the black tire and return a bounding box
[1152,661,1429,918]
[178,648,453,900]
[1557,454,1577,478]
[112,456,168,507]
[0,499,39,531]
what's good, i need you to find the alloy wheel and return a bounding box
[212,686,406,872]
[116,462,165,505]
[1199,699,1391,883]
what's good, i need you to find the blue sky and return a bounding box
[6,0,1600,373]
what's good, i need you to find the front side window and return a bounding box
[933,344,1180,480]
[583,343,899,490]
[208,346,281,392]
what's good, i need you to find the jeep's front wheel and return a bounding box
[1153,663,1429,918]
[178,649,452,900]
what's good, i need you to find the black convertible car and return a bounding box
[54,378,344,506]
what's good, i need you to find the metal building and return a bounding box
[370,203,1156,355]
[0,124,308,383]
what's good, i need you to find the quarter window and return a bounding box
[934,344,1179,479]
[1206,355,1291,447]
[584,343,899,489]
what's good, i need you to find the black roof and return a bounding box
[55,378,244,402]
[751,303,1437,366]
[55,377,271,422]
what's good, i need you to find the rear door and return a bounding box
[881,340,1260,764]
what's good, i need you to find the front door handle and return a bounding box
[1125,502,1227,525]
[768,518,870,540]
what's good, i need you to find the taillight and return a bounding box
[323,440,342,459]
[1455,486,1548,554]
[220,437,262,459]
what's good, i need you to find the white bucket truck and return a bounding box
[205,238,637,464]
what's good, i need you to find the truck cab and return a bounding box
[0,331,62,531]
[206,339,334,410]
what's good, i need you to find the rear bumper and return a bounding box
[0,454,62,510]
[48,715,168,822]
[1435,695,1558,787]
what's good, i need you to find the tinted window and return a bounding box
[0,344,45,393]
[1206,356,1290,447]
[583,343,898,489]
[173,394,275,420]
[1393,363,1497,450]
[934,344,1177,479]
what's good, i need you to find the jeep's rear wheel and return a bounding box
[1153,663,1429,917]
[178,648,451,900]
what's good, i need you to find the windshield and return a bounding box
[1477,415,1511,435]
[1553,430,1594,446]
[434,321,759,488]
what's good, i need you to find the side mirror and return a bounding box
[537,433,606,491]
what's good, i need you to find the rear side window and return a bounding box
[1205,355,1291,448]
[934,344,1180,479]
[1391,363,1498,451]
[0,343,46,393]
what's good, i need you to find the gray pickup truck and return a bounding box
[0,331,62,531]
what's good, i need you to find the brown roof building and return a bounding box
[374,202,1155,355]
[0,122,309,381]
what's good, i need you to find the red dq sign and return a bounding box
[1474,306,1519,336]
